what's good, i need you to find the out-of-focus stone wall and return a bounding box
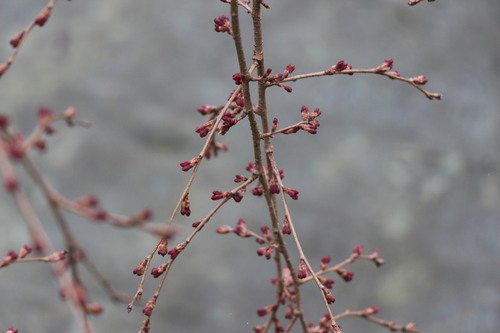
[0,1,499,332]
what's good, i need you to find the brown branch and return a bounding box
[0,0,58,78]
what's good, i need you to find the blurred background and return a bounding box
[0,0,499,332]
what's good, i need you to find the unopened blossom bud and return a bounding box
[282,85,293,93]
[234,218,250,237]
[157,240,168,256]
[233,189,244,203]
[272,118,278,132]
[256,305,275,317]
[234,174,247,183]
[351,244,364,259]
[269,183,280,194]
[411,75,428,85]
[319,313,332,327]
[285,64,296,75]
[301,105,309,121]
[369,250,384,267]
[6,328,19,333]
[10,31,24,48]
[133,259,148,276]
[167,242,186,260]
[34,139,46,152]
[216,225,232,234]
[195,120,214,137]
[142,305,153,316]
[7,142,24,160]
[38,106,53,126]
[47,250,67,262]
[251,186,263,196]
[309,108,321,120]
[179,157,200,172]
[283,126,300,134]
[256,246,268,258]
[1,250,18,267]
[192,220,202,228]
[4,175,19,193]
[405,322,417,331]
[320,255,331,270]
[333,60,348,72]
[211,190,228,200]
[214,16,232,34]
[18,245,32,258]
[362,305,380,316]
[197,105,216,115]
[322,288,335,304]
[336,268,354,282]
[283,187,299,200]
[245,162,255,172]
[282,216,291,235]
[136,208,153,221]
[319,276,335,289]
[180,195,191,216]
[151,263,167,278]
[232,72,243,85]
[86,302,104,315]
[35,9,51,27]
[260,226,272,241]
[297,260,308,279]
[376,58,394,72]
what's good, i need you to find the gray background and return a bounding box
[0,0,499,332]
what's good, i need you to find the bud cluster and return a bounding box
[214,16,232,34]
[0,245,33,268]
[328,60,353,74]
[258,64,296,92]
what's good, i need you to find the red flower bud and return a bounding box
[216,225,232,234]
[18,245,32,258]
[4,175,19,193]
[10,31,25,48]
[133,259,148,276]
[322,288,335,304]
[362,305,380,315]
[157,240,168,256]
[232,73,243,85]
[35,9,51,27]
[337,268,354,282]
